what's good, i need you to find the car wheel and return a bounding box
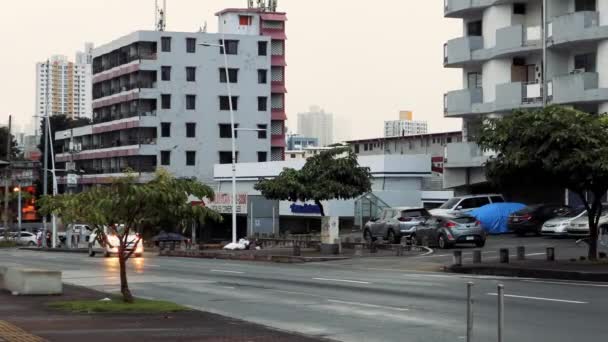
[515,231,526,237]
[438,235,450,249]
[387,230,398,244]
[363,229,375,243]
[28,241,36,246]
[410,233,418,246]
[475,240,486,248]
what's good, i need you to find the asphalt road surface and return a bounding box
[1,246,606,342]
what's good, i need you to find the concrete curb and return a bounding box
[447,264,608,282]
[19,247,88,254]
[159,251,350,263]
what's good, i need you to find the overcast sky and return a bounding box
[0,0,462,140]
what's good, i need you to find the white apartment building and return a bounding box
[443,0,608,190]
[54,7,288,188]
[384,120,428,137]
[35,43,93,121]
[297,106,334,147]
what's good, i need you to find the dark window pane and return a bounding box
[258,69,268,84]
[219,40,239,55]
[186,95,196,110]
[257,124,267,139]
[186,123,196,138]
[186,67,196,82]
[467,21,482,36]
[161,37,172,52]
[161,122,171,137]
[219,151,233,164]
[257,152,267,162]
[161,94,171,109]
[186,151,196,166]
[186,38,196,53]
[219,96,238,111]
[161,66,171,81]
[219,68,239,83]
[258,97,268,111]
[160,151,171,165]
[258,41,268,56]
[219,124,231,138]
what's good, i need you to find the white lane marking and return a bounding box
[313,277,371,285]
[420,247,434,256]
[523,280,608,288]
[220,286,236,290]
[486,293,588,304]
[144,264,161,268]
[327,299,409,312]
[415,254,450,258]
[210,269,244,274]
[525,253,546,257]
[270,289,324,298]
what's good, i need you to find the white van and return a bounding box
[88,225,143,258]
[430,194,505,216]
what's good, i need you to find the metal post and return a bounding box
[499,248,509,263]
[473,250,482,264]
[517,246,526,260]
[453,250,463,266]
[546,247,555,261]
[542,0,548,106]
[250,201,254,237]
[498,284,505,342]
[17,185,21,231]
[42,114,49,247]
[47,115,58,249]
[3,115,11,234]
[467,282,474,342]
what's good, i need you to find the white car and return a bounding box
[566,204,608,237]
[88,225,143,258]
[14,232,38,246]
[430,194,505,216]
[541,207,586,237]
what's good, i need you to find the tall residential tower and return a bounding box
[297,106,334,147]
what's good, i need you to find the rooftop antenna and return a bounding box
[200,21,208,33]
[156,0,167,31]
[247,0,254,8]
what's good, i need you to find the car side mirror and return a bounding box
[456,206,463,210]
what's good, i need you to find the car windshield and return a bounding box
[439,198,461,209]
[401,209,429,218]
[563,207,585,217]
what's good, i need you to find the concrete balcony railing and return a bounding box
[444,0,493,18]
[548,11,608,47]
[444,142,494,168]
[444,36,483,66]
[550,72,608,105]
[444,88,483,117]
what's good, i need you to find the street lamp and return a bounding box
[13,186,21,231]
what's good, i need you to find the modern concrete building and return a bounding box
[35,43,94,121]
[286,135,318,150]
[54,6,288,188]
[348,131,463,157]
[383,111,429,137]
[297,106,334,147]
[443,0,608,191]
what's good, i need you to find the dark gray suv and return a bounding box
[364,207,432,244]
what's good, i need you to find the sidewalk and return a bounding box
[448,260,608,282]
[0,285,329,342]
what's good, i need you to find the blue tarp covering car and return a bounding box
[469,203,526,234]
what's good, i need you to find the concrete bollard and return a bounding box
[293,244,301,257]
[499,249,509,264]
[335,238,342,255]
[369,241,378,254]
[453,251,463,266]
[473,250,482,264]
[517,246,526,261]
[396,245,405,257]
[354,237,362,243]
[400,236,409,246]
[546,247,555,261]
[354,245,363,257]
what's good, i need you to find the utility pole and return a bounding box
[42,113,49,247]
[3,115,12,233]
[542,0,548,107]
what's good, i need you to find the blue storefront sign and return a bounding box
[290,203,322,214]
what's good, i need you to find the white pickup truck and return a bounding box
[88,225,143,258]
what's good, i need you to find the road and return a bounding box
[1,246,606,342]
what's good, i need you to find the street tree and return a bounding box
[254,148,372,216]
[478,106,608,260]
[0,127,19,161]
[39,170,221,302]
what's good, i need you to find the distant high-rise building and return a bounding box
[35,43,94,123]
[384,111,428,137]
[297,106,334,147]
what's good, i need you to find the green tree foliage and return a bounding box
[254,148,372,216]
[39,170,221,302]
[478,106,608,260]
[0,127,19,161]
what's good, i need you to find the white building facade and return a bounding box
[297,106,334,147]
[54,7,288,188]
[443,0,608,190]
[35,43,93,121]
[384,119,429,137]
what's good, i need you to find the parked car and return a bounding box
[411,214,486,249]
[567,205,608,237]
[430,194,505,216]
[508,204,571,236]
[88,225,143,258]
[15,232,38,246]
[364,207,432,244]
[541,207,586,237]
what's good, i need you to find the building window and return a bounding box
[354,144,360,154]
[219,68,239,83]
[160,151,171,166]
[219,96,238,110]
[258,41,268,56]
[186,122,196,138]
[467,20,482,36]
[219,40,239,55]
[161,94,171,109]
[513,3,526,14]
[186,67,196,82]
[161,122,171,137]
[574,53,596,72]
[186,151,196,166]
[161,37,172,52]
[258,97,268,111]
[257,124,267,139]
[290,154,296,159]
[161,66,171,81]
[575,0,596,11]
[219,124,239,138]
[219,151,235,164]
[239,15,253,26]
[257,152,268,162]
[364,144,369,151]
[186,95,196,110]
[186,38,196,53]
[258,69,268,84]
